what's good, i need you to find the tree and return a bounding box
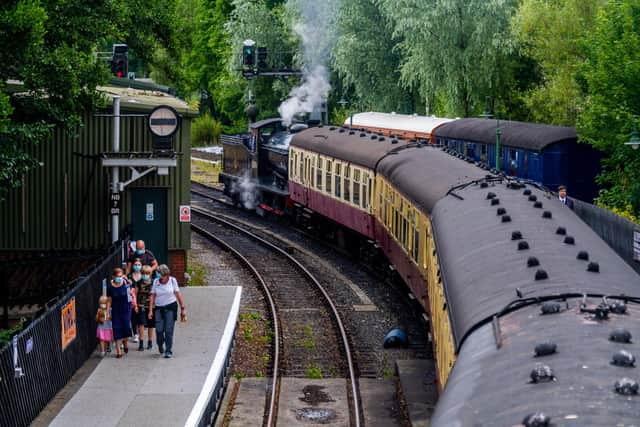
[332,0,413,112]
[377,0,517,117]
[512,0,605,125]
[578,0,640,216]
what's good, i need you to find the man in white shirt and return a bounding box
[558,185,574,210]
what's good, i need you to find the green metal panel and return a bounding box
[0,88,193,251]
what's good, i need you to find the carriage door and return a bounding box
[303,154,310,205]
[130,188,168,264]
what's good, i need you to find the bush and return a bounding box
[191,114,222,147]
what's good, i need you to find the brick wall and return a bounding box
[169,249,186,286]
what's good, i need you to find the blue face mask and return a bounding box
[114,277,123,284]
[133,265,142,272]
[136,249,144,256]
[154,272,161,279]
[142,274,150,281]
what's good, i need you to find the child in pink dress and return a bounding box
[96,295,113,357]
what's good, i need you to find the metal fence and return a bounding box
[0,243,123,427]
[574,199,640,275]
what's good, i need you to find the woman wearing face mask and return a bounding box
[107,267,132,358]
[148,264,186,358]
[128,259,143,345]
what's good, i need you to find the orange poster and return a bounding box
[61,297,77,350]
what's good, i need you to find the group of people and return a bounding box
[95,240,187,359]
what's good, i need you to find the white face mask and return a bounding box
[100,304,107,309]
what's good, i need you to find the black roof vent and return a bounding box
[577,251,589,261]
[338,129,345,133]
[329,126,336,131]
[318,124,324,128]
[518,241,530,250]
[522,412,550,427]
[612,350,636,367]
[371,135,378,140]
[534,342,557,357]
[523,189,532,196]
[360,133,366,137]
[610,328,632,343]
[610,301,627,314]
[541,302,561,315]
[564,236,575,245]
[556,227,566,235]
[542,211,552,219]
[486,192,496,200]
[533,201,543,208]
[349,131,355,135]
[491,198,500,206]
[501,214,512,223]
[527,257,540,267]
[530,364,555,383]
[587,262,600,272]
[391,139,399,144]
[512,231,523,240]
[535,269,549,281]
[528,195,538,202]
[379,137,386,142]
[615,378,639,395]
[497,207,506,215]
[480,182,489,188]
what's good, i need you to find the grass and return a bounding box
[305,364,323,379]
[185,256,208,287]
[298,325,316,349]
[191,158,221,187]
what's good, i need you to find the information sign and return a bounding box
[61,297,77,350]
[179,205,191,222]
[110,192,121,215]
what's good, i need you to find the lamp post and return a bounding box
[480,96,502,172]
[625,115,640,150]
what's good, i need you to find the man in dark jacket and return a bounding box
[558,185,574,210]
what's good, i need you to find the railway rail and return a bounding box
[191,206,362,427]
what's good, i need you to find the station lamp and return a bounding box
[625,115,640,150]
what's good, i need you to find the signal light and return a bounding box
[257,47,267,69]
[110,44,128,79]
[242,39,256,67]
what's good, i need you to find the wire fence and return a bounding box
[574,199,640,275]
[0,242,124,427]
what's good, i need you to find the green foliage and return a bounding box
[305,364,323,379]
[577,0,640,216]
[378,0,518,117]
[512,0,605,125]
[191,114,223,146]
[0,320,25,348]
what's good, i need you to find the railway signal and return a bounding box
[110,44,128,78]
[243,40,255,67]
[257,47,267,69]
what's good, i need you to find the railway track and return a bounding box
[191,206,362,427]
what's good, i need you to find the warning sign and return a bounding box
[61,297,77,350]
[179,205,191,222]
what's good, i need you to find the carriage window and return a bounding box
[368,177,373,210]
[290,151,295,180]
[325,160,332,193]
[344,166,351,202]
[316,157,323,190]
[353,169,361,207]
[335,163,342,198]
[299,153,304,183]
[310,157,315,187]
[413,212,420,262]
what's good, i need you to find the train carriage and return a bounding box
[344,111,453,143]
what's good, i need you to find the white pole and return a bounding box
[111,96,120,243]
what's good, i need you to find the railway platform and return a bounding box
[46,286,241,427]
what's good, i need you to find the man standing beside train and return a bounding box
[558,185,574,210]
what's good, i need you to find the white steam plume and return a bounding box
[279,0,342,126]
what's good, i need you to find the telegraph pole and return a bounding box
[111,96,120,243]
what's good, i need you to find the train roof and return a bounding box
[431,302,640,426]
[291,126,414,169]
[345,112,454,135]
[376,147,487,213]
[431,182,640,348]
[434,118,577,151]
[250,118,283,129]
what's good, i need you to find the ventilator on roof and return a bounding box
[534,342,557,357]
[497,208,506,215]
[527,257,540,267]
[577,251,589,261]
[535,269,549,281]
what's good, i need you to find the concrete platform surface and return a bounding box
[277,378,349,426]
[226,377,268,427]
[396,359,437,427]
[49,286,241,427]
[359,378,403,427]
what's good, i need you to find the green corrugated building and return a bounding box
[0,83,198,283]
